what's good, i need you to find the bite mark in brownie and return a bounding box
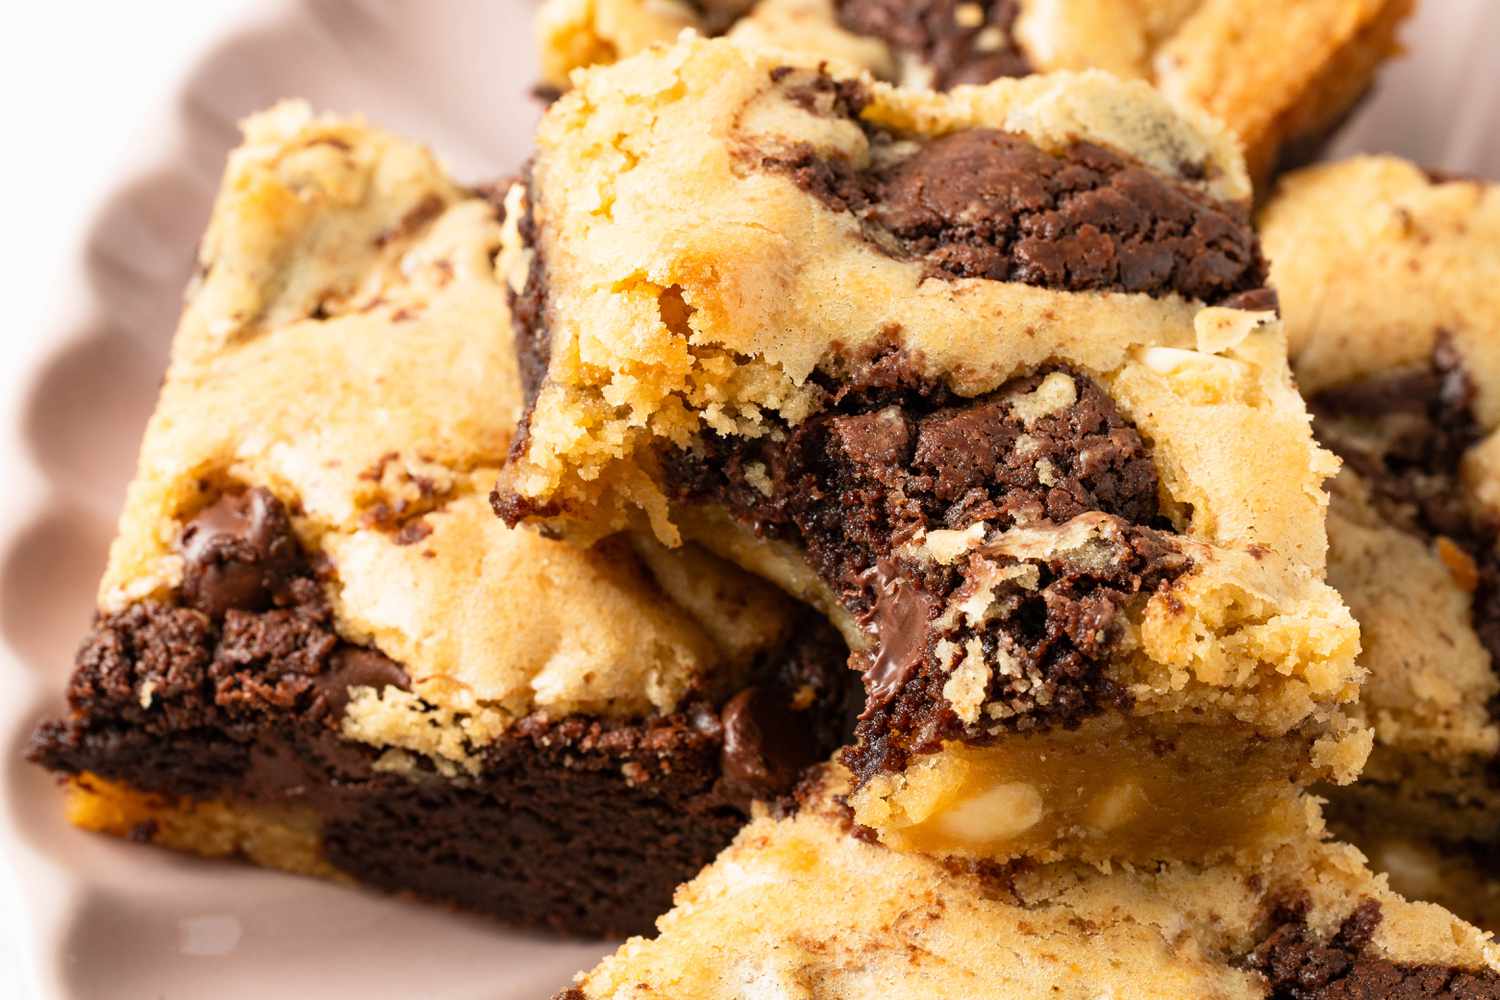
[754,84,1267,304]
[29,488,852,937]
[659,352,1190,784]
[1247,897,1500,999]
[834,0,1032,89]
[1309,335,1500,712]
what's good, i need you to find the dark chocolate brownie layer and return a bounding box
[658,352,1189,784]
[834,0,1031,89]
[753,74,1267,304]
[1310,335,1500,711]
[29,489,852,937]
[1247,898,1500,999]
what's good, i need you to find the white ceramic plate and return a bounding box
[3,2,1499,997]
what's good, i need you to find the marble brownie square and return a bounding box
[1261,155,1500,933]
[492,37,1369,867]
[535,0,1413,184]
[26,101,854,937]
[557,765,1500,1000]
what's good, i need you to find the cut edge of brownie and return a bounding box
[28,487,855,938]
[653,344,1192,788]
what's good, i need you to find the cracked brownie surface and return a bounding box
[1262,156,1500,932]
[535,0,1412,183]
[26,101,853,937]
[557,765,1500,999]
[493,39,1367,866]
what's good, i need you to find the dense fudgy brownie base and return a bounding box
[835,0,1031,89]
[1309,335,1500,716]
[659,350,1188,782]
[29,489,853,938]
[757,70,1268,304]
[1247,898,1500,998]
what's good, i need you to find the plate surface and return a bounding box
[2,2,1499,998]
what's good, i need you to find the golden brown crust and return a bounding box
[63,774,337,880]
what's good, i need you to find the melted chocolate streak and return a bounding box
[858,559,935,707]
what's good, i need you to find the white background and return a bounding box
[3,11,248,996]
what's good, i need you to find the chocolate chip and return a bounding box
[719,687,822,801]
[312,646,411,717]
[858,560,937,709]
[685,0,758,35]
[178,488,304,618]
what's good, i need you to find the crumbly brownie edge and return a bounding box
[28,489,853,937]
[509,167,552,419]
[659,350,1190,785]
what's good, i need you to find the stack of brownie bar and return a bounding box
[29,1,1500,996]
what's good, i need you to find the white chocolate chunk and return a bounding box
[932,782,1045,842]
[1009,371,1078,427]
